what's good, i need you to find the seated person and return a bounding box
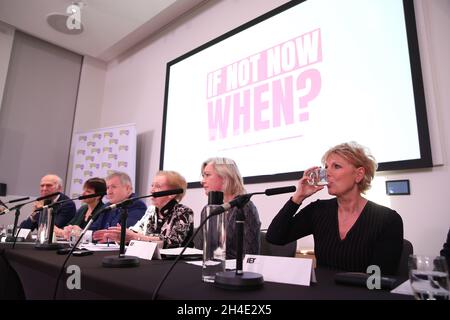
[440,228,450,269]
[94,171,193,249]
[197,157,261,259]
[20,174,76,230]
[90,171,146,234]
[54,177,106,239]
[266,142,403,275]
[0,200,7,214]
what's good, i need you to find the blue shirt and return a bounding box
[89,194,146,231]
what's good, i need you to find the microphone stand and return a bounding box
[214,199,264,290]
[151,193,263,300]
[151,220,204,300]
[52,188,187,298]
[53,209,99,299]
[102,207,140,268]
[5,204,26,243]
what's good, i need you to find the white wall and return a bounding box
[73,0,450,255]
[0,22,14,226]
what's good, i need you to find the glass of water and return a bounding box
[6,224,14,237]
[69,228,81,248]
[0,224,6,238]
[409,255,450,300]
[307,167,328,186]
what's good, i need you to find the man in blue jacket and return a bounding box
[20,174,76,230]
[90,171,146,236]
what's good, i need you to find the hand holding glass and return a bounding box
[409,255,450,300]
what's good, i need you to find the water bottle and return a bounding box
[202,191,226,283]
[36,203,53,245]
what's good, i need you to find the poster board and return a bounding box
[69,124,136,198]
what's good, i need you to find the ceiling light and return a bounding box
[46,2,86,35]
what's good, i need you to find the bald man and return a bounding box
[20,174,76,231]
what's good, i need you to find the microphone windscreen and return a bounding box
[265,186,296,196]
[36,192,59,201]
[152,188,184,198]
[78,192,106,200]
[334,272,399,290]
[8,196,30,203]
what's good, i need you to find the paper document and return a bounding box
[160,247,203,256]
[186,259,237,270]
[79,243,120,251]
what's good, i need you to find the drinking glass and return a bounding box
[6,224,14,237]
[307,167,328,186]
[409,255,450,300]
[69,228,81,248]
[0,224,6,238]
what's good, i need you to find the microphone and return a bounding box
[151,186,296,299]
[100,188,184,212]
[264,185,296,196]
[78,192,105,200]
[36,192,106,211]
[0,192,61,215]
[151,188,184,198]
[8,196,31,203]
[210,186,296,216]
[36,192,60,202]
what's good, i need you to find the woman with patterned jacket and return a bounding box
[95,170,193,248]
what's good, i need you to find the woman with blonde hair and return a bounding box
[267,142,403,275]
[200,157,261,259]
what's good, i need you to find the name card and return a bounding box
[125,240,161,260]
[243,254,316,286]
[18,228,31,239]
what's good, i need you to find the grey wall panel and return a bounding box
[0,31,82,196]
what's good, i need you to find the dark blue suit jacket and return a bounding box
[89,193,147,231]
[19,193,76,231]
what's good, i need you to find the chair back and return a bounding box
[259,230,297,257]
[397,239,413,278]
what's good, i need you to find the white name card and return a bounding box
[0,228,31,242]
[243,254,316,286]
[125,240,161,260]
[17,228,31,239]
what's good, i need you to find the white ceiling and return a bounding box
[0,0,207,62]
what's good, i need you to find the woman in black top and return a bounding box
[440,228,450,269]
[266,142,403,275]
[54,177,106,238]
